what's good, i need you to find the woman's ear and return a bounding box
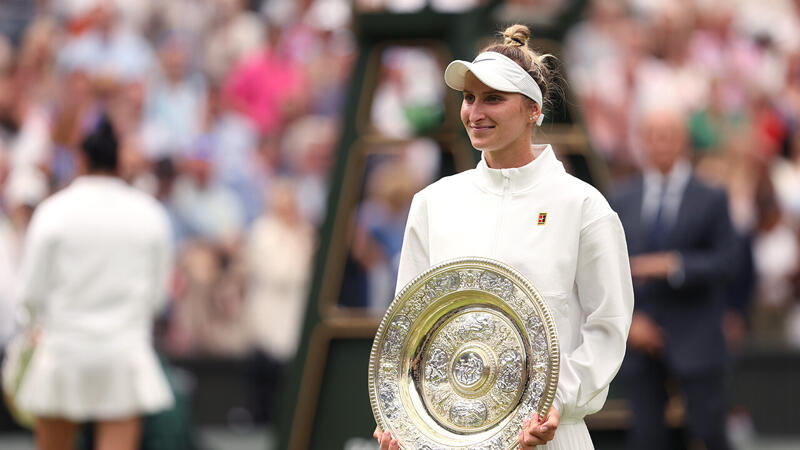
[528,103,542,123]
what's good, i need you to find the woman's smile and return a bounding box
[469,123,496,133]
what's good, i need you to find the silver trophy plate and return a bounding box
[368,258,559,449]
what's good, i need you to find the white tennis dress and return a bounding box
[15,176,174,420]
[395,145,634,449]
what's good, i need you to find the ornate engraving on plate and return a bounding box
[380,382,400,419]
[424,348,448,384]
[459,270,480,289]
[425,271,461,299]
[453,351,485,387]
[383,315,411,358]
[458,314,495,341]
[449,400,488,427]
[479,271,513,299]
[527,315,543,332]
[531,329,547,353]
[531,373,547,399]
[497,349,523,392]
[420,309,528,433]
[480,437,504,450]
[368,258,560,450]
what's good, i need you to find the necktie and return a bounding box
[647,182,668,251]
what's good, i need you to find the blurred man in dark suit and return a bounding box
[609,107,736,450]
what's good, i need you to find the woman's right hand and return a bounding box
[373,426,399,450]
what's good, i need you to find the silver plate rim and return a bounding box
[368,256,560,448]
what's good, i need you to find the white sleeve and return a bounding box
[15,206,54,321]
[394,192,430,296]
[553,212,634,421]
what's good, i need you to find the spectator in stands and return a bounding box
[141,31,207,160]
[166,238,250,356]
[55,2,158,85]
[0,0,36,46]
[610,106,736,450]
[750,174,800,345]
[352,159,421,312]
[170,145,246,246]
[2,166,48,264]
[244,178,313,362]
[564,0,641,173]
[198,85,262,224]
[222,20,308,137]
[203,0,264,84]
[280,115,336,226]
[243,178,313,423]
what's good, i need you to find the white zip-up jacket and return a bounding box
[395,145,634,425]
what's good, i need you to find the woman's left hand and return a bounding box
[518,406,560,449]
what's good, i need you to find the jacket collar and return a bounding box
[474,144,564,194]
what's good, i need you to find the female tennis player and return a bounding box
[375,24,633,449]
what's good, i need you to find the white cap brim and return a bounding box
[444,59,520,94]
[444,51,545,125]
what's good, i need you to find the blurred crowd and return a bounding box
[0,0,356,361]
[3,0,800,365]
[565,0,800,349]
[0,0,797,446]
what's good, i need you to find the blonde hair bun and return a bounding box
[482,23,562,115]
[502,24,531,48]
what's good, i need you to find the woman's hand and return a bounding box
[373,426,399,450]
[518,407,560,449]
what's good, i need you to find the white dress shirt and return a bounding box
[395,145,634,435]
[641,159,692,231]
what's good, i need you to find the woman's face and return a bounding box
[460,72,537,155]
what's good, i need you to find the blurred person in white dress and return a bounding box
[14,116,174,450]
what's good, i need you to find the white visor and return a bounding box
[444,51,545,126]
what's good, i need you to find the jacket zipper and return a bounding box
[492,176,510,257]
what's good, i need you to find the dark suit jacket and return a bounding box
[609,175,736,376]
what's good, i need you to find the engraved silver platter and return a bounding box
[368,257,559,450]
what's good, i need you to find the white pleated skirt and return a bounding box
[539,420,595,449]
[16,335,174,421]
